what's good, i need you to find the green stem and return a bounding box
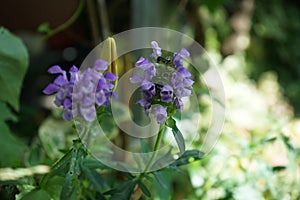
[44,0,85,39]
[143,124,165,172]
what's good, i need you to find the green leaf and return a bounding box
[60,149,78,200]
[42,177,64,200]
[104,180,136,200]
[152,171,168,190]
[83,168,108,191]
[173,130,185,154]
[0,121,27,167]
[261,136,277,144]
[0,102,17,122]
[0,27,29,111]
[20,189,51,200]
[152,170,172,199]
[0,27,29,168]
[40,141,87,200]
[45,149,73,179]
[81,157,110,170]
[166,117,185,154]
[60,141,86,200]
[281,134,295,151]
[272,166,286,172]
[171,150,204,167]
[137,181,151,197]
[39,118,74,160]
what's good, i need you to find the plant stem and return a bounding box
[45,0,85,39]
[86,0,101,44]
[143,124,165,172]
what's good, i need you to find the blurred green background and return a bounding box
[0,0,300,199]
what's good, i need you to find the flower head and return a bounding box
[130,41,193,124]
[43,59,118,122]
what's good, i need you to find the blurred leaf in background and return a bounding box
[0,27,29,167]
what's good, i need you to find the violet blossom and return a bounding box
[43,60,117,122]
[130,41,194,124]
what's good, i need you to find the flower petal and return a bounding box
[178,48,190,57]
[94,59,108,71]
[82,95,94,107]
[62,108,73,121]
[95,90,106,106]
[48,65,64,74]
[63,98,72,108]
[150,41,162,59]
[137,98,152,116]
[43,83,58,94]
[175,98,183,112]
[130,74,143,83]
[177,66,191,77]
[54,75,68,86]
[80,106,96,122]
[104,72,117,81]
[135,57,153,70]
[69,65,78,73]
[154,105,167,124]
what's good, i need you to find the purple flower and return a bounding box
[69,65,79,83]
[171,71,194,98]
[150,41,162,59]
[136,57,152,68]
[141,80,156,97]
[173,48,190,68]
[43,59,118,122]
[174,98,183,112]
[94,59,108,71]
[130,41,193,124]
[130,57,157,85]
[173,87,191,98]
[177,66,191,77]
[130,74,143,83]
[136,57,156,81]
[62,108,73,121]
[160,85,173,103]
[154,105,167,124]
[43,83,58,95]
[137,98,152,116]
[80,105,96,122]
[48,65,65,74]
[104,72,118,81]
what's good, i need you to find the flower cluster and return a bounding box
[43,60,117,121]
[130,41,194,124]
